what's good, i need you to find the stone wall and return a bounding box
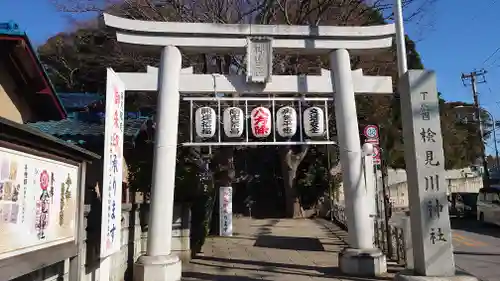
[9,203,191,281]
[138,204,191,262]
[80,204,142,281]
[10,260,71,281]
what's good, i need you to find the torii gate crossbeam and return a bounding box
[118,67,393,94]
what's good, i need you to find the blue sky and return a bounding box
[402,0,500,154]
[0,1,96,43]
[1,0,500,154]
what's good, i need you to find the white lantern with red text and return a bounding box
[250,107,272,138]
[223,107,244,138]
[276,106,297,138]
[195,107,216,138]
[303,106,325,137]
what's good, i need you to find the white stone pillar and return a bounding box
[134,45,182,281]
[397,70,455,277]
[331,49,386,276]
[147,45,181,256]
[330,49,370,249]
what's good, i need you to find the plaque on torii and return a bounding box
[246,37,273,84]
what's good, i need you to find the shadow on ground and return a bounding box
[313,218,406,277]
[254,235,325,251]
[454,251,500,256]
[183,271,271,281]
[185,255,393,281]
[183,218,402,281]
[451,218,500,239]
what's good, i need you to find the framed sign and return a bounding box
[0,147,79,260]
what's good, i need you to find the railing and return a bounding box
[332,204,347,228]
[332,204,407,266]
[373,218,406,265]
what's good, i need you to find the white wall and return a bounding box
[383,168,480,186]
[335,168,483,207]
[388,177,482,209]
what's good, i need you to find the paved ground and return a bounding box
[391,214,500,280]
[182,217,398,281]
[451,218,500,281]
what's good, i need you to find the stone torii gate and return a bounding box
[104,14,395,281]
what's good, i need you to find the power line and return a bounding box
[466,0,498,34]
[476,0,500,68]
[487,83,494,94]
[482,47,500,67]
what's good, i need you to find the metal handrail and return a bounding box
[331,204,407,266]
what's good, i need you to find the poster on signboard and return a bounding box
[219,186,233,237]
[0,147,79,261]
[100,68,125,258]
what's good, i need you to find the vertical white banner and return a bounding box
[219,186,233,236]
[100,68,125,258]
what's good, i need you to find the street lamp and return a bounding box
[454,105,500,178]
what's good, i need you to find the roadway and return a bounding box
[451,218,500,281]
[389,214,500,280]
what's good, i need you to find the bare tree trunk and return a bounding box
[281,163,302,218]
[213,55,235,189]
[208,55,236,233]
[213,147,235,187]
[280,145,309,218]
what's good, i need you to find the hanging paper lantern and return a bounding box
[276,106,297,138]
[250,107,272,138]
[195,107,216,138]
[303,106,325,137]
[223,107,244,138]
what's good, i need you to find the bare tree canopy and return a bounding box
[50,0,439,25]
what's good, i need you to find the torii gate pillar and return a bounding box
[133,46,183,281]
[331,49,386,276]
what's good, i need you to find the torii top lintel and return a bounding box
[103,14,395,55]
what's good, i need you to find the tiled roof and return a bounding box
[28,118,147,140]
[57,93,103,110]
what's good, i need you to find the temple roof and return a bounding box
[0,21,66,121]
[56,92,104,111]
[28,116,148,144]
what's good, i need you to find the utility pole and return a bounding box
[461,69,490,188]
